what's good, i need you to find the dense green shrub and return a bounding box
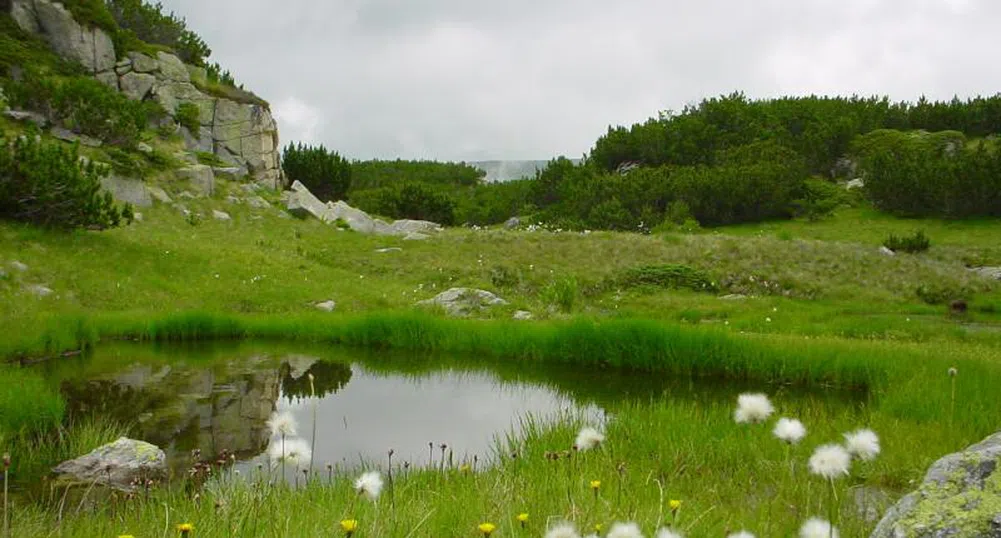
[105,0,211,65]
[4,72,161,146]
[883,230,931,254]
[282,143,352,202]
[352,183,457,225]
[791,178,846,220]
[175,102,201,134]
[0,134,133,229]
[350,159,484,190]
[454,178,534,225]
[61,0,119,34]
[854,130,1001,217]
[618,264,717,293]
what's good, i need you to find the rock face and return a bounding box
[100,175,152,207]
[417,288,508,317]
[871,431,1001,538]
[10,0,282,188]
[52,437,166,491]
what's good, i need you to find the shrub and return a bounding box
[915,283,970,305]
[175,102,201,134]
[105,0,211,65]
[883,230,931,254]
[0,134,133,229]
[541,276,579,313]
[353,183,458,225]
[281,143,352,202]
[791,177,845,220]
[618,264,717,293]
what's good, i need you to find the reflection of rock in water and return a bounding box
[280,357,353,402]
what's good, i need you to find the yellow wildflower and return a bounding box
[340,519,359,534]
[177,523,194,535]
[478,522,497,536]
[669,499,682,512]
[589,480,601,490]
[460,463,472,473]
[594,523,603,533]
[516,513,529,523]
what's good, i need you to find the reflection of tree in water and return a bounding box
[280,360,352,402]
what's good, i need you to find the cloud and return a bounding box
[159,0,1001,160]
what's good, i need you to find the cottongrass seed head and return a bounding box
[267,410,298,438]
[734,393,774,424]
[656,528,685,538]
[773,417,807,444]
[727,532,756,538]
[544,522,581,538]
[355,470,384,501]
[799,518,839,538]
[574,426,605,451]
[808,444,852,479]
[267,437,311,467]
[843,429,880,461]
[607,521,644,538]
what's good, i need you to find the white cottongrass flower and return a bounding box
[607,522,644,538]
[799,518,839,538]
[267,410,298,437]
[773,417,807,444]
[544,522,582,538]
[354,470,384,501]
[656,528,685,538]
[267,437,311,467]
[574,426,605,451]
[843,429,880,461]
[734,393,774,424]
[808,444,852,479]
[727,532,755,538]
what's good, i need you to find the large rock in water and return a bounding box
[871,431,1001,538]
[416,288,508,317]
[52,438,166,491]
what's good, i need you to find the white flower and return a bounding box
[773,418,807,444]
[268,437,311,467]
[574,426,605,451]
[607,522,644,538]
[656,528,684,538]
[844,429,880,461]
[267,410,297,438]
[734,393,774,424]
[808,444,851,479]
[544,522,581,538]
[355,470,384,501]
[799,518,839,538]
[727,532,755,538]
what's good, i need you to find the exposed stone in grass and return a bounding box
[375,248,403,253]
[10,261,29,272]
[100,175,152,207]
[52,437,166,492]
[212,210,231,221]
[27,284,53,297]
[971,267,1001,281]
[314,300,337,312]
[513,310,533,320]
[403,232,430,241]
[879,246,896,256]
[417,288,508,317]
[871,431,1001,538]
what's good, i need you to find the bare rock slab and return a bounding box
[52,437,166,491]
[417,288,508,317]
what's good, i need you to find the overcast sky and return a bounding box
[158,0,1000,161]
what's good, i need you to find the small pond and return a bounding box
[34,341,865,480]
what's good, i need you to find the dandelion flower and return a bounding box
[177,523,194,536]
[575,427,605,451]
[517,513,529,527]
[355,470,384,501]
[734,393,774,424]
[544,521,582,538]
[727,532,755,538]
[668,499,682,512]
[799,518,838,538]
[268,437,311,467]
[479,522,497,536]
[267,410,298,438]
[843,429,880,461]
[773,418,807,444]
[808,444,851,479]
[656,529,684,538]
[340,519,358,535]
[590,480,601,490]
[607,521,644,538]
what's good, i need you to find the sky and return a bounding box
[158,0,1001,161]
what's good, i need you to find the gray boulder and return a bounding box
[879,246,896,257]
[513,310,534,320]
[389,219,441,236]
[4,109,49,127]
[51,127,102,147]
[871,431,1001,538]
[100,175,152,208]
[52,437,166,491]
[286,181,334,221]
[314,300,336,312]
[13,0,116,73]
[403,232,430,241]
[10,261,28,272]
[246,196,270,209]
[27,284,53,297]
[212,210,231,221]
[971,267,1001,281]
[119,72,156,101]
[846,178,865,190]
[504,217,521,229]
[147,186,173,204]
[417,288,508,317]
[328,200,377,232]
[127,52,158,73]
[177,165,215,196]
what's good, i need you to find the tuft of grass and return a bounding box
[0,367,65,435]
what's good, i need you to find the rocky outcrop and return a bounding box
[52,437,166,491]
[971,267,1001,281]
[871,431,1001,538]
[285,182,443,236]
[100,175,152,207]
[416,288,508,317]
[10,0,283,188]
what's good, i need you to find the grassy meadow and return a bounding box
[2,175,1001,537]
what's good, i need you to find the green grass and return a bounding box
[0,367,64,434]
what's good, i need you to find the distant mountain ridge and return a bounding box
[469,159,581,183]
